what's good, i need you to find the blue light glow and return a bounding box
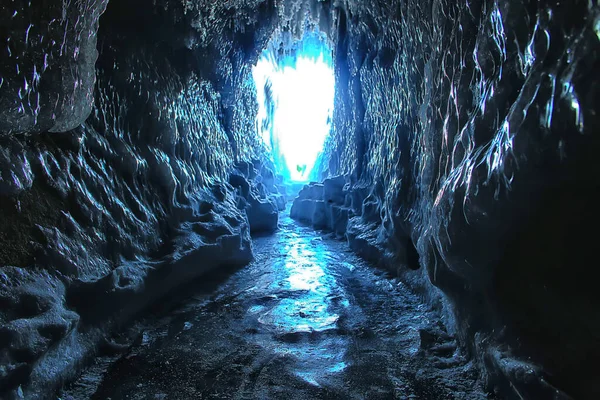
[253,43,334,182]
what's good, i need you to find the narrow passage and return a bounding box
[66,210,487,399]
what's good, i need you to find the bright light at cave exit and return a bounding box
[253,53,334,182]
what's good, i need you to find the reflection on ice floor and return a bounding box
[71,209,487,400]
[253,230,350,384]
[259,234,344,333]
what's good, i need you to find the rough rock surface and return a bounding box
[293,0,600,398]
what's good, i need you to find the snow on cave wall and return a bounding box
[293,0,600,398]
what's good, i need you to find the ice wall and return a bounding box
[0,1,108,134]
[294,0,600,398]
[0,0,287,397]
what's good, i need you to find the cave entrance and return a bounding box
[253,30,334,183]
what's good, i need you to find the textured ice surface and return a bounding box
[0,0,286,397]
[0,0,108,134]
[66,210,488,400]
[303,0,600,398]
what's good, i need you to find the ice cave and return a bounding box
[0,1,598,399]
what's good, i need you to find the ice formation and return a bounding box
[0,0,598,398]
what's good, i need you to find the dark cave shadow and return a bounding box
[250,229,279,239]
[142,262,249,318]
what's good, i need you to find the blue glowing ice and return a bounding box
[253,38,334,182]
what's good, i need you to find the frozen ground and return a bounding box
[62,208,488,399]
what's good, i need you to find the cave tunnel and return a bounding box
[0,0,599,399]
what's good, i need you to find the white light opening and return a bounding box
[253,38,334,182]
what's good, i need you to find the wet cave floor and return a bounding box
[63,208,488,400]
